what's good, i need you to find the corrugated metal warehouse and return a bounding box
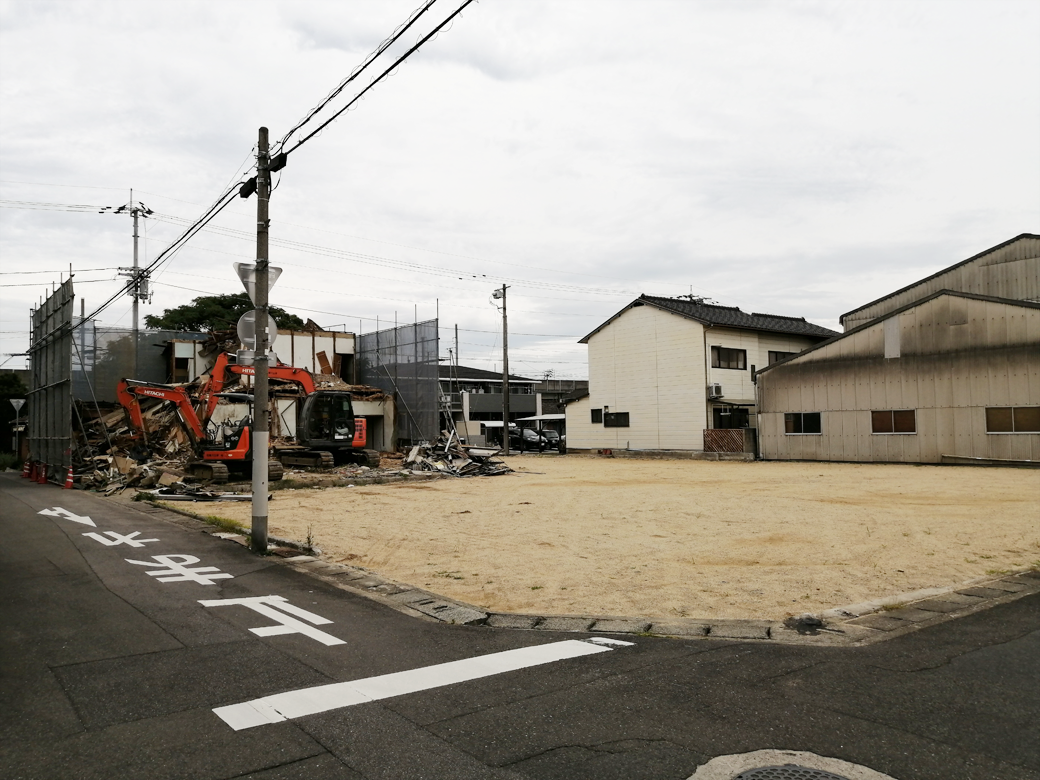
[756,233,1040,464]
[759,235,1039,464]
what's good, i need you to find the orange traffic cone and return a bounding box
[63,467,75,489]
[28,462,37,481]
[21,461,31,479]
[37,464,47,484]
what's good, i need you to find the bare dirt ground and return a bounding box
[203,456,1040,621]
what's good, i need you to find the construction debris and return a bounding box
[402,433,512,477]
[141,483,256,502]
[62,344,511,491]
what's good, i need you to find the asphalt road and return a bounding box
[2,472,1038,780]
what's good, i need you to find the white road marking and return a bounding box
[126,554,233,585]
[213,638,634,731]
[199,595,346,646]
[83,530,160,547]
[38,507,96,527]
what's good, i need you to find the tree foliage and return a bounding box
[143,293,307,332]
[0,372,29,398]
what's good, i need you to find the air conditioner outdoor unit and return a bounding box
[708,383,724,399]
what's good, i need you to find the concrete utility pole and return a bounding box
[251,128,271,553]
[116,193,151,377]
[131,203,140,374]
[493,284,510,455]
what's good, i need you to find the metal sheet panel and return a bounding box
[356,319,438,445]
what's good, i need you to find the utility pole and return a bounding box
[116,193,152,376]
[493,284,510,454]
[251,127,271,554]
[131,203,140,375]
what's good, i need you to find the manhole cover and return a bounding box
[736,766,851,780]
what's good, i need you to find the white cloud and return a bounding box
[1,0,1037,376]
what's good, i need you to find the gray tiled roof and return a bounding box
[580,295,838,342]
[438,364,537,383]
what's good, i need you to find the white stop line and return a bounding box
[215,637,633,730]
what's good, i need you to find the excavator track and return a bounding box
[276,450,335,469]
[188,461,230,483]
[267,460,285,481]
[357,449,381,468]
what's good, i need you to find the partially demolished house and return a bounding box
[24,284,439,486]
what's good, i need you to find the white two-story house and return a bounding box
[565,295,837,452]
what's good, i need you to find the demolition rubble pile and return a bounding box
[402,434,512,477]
[70,364,391,491]
[73,401,197,493]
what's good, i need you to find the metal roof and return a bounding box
[838,233,1040,325]
[579,295,838,343]
[756,289,1040,375]
[438,364,538,383]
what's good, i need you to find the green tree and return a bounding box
[144,293,307,332]
[0,372,29,455]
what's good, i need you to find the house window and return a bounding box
[603,412,630,428]
[711,346,747,370]
[784,412,821,434]
[986,407,1040,433]
[871,410,917,434]
[768,351,798,365]
[713,406,749,429]
[591,408,603,424]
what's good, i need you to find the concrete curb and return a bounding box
[123,497,1040,646]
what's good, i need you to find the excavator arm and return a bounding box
[116,379,206,443]
[199,353,317,422]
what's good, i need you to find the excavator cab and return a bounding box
[301,391,355,447]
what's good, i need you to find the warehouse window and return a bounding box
[986,406,1040,433]
[784,412,821,434]
[768,350,799,365]
[603,412,630,428]
[711,346,747,370]
[871,409,917,434]
[591,408,603,424]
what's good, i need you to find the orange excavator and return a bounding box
[116,379,284,483]
[117,354,379,482]
[197,353,379,468]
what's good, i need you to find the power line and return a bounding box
[0,199,109,213]
[0,180,130,192]
[148,210,641,297]
[275,0,438,155]
[281,0,477,156]
[0,279,113,287]
[0,267,120,275]
[27,2,477,347]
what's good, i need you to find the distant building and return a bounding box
[536,378,589,415]
[759,235,1040,464]
[566,295,836,453]
[438,364,540,441]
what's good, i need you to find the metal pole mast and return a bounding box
[251,127,271,553]
[499,284,510,455]
[131,203,140,377]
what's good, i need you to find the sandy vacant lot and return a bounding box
[207,456,1039,620]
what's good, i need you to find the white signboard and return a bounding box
[234,262,282,306]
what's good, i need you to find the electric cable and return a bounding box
[282,0,476,156]
[275,0,438,155]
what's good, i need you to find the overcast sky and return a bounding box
[2,0,1038,378]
